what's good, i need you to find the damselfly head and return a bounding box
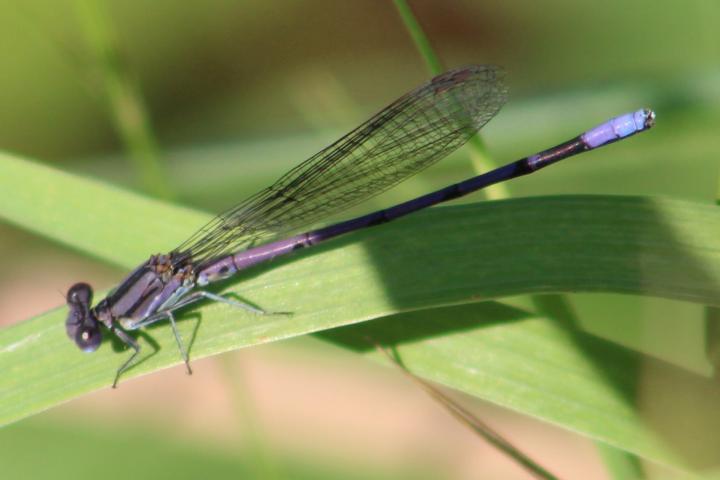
[65,282,102,353]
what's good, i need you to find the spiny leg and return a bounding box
[187,290,276,315]
[165,310,192,375]
[155,290,288,318]
[131,290,280,332]
[112,328,140,389]
[138,291,290,371]
[117,290,290,383]
[122,311,192,376]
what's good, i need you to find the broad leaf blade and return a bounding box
[2,152,720,474]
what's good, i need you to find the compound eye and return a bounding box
[65,307,82,340]
[75,325,102,353]
[67,283,93,306]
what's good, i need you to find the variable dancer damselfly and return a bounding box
[65,65,655,387]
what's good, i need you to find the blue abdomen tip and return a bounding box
[582,108,656,149]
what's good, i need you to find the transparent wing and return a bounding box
[174,65,507,268]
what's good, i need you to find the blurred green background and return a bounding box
[1,0,719,478]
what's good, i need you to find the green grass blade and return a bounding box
[390,11,603,469]
[391,0,504,195]
[2,151,720,473]
[73,0,172,200]
[0,152,204,267]
[374,342,559,479]
[3,151,720,307]
[324,304,700,473]
[597,442,645,479]
[392,0,443,75]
